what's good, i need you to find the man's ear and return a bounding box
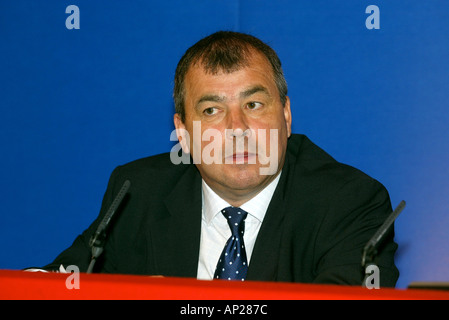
[174,113,190,154]
[283,96,292,138]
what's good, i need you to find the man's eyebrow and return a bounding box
[196,94,226,106]
[240,85,270,99]
[195,85,270,109]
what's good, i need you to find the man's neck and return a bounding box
[204,170,282,207]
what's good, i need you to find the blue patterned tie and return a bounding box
[214,206,249,281]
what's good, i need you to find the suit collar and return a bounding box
[149,165,203,278]
[164,164,203,220]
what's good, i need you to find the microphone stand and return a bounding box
[361,200,406,286]
[87,180,131,273]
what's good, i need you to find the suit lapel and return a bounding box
[246,154,293,281]
[149,165,203,278]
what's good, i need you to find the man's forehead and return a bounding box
[185,68,274,102]
[190,48,272,76]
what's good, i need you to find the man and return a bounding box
[43,31,399,286]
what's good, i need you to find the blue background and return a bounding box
[1,1,448,288]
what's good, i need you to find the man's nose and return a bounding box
[226,108,251,139]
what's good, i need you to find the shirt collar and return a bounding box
[202,180,230,225]
[202,171,282,225]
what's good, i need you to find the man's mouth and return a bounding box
[225,152,257,164]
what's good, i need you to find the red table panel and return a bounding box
[1,269,448,300]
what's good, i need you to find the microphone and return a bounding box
[86,180,131,273]
[361,200,406,269]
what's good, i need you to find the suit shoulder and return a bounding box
[287,134,383,187]
[120,152,175,169]
[111,152,191,184]
[287,134,337,166]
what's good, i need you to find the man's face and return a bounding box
[174,50,292,205]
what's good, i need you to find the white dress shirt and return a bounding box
[196,173,281,280]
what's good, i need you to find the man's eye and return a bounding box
[203,107,217,115]
[247,102,263,110]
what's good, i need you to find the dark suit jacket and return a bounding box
[44,134,399,286]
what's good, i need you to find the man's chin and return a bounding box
[197,163,278,193]
[222,168,274,190]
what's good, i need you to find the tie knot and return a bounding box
[221,207,248,236]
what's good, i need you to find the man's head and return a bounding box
[174,31,288,122]
[173,31,292,206]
